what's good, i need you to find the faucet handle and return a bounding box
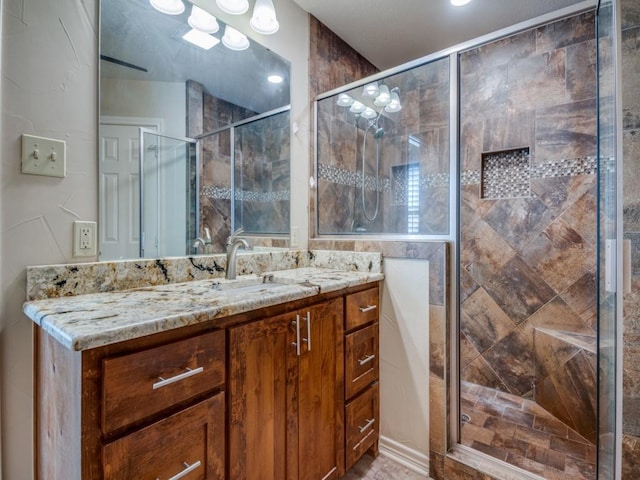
[204,227,212,244]
[227,227,245,245]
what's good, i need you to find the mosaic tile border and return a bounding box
[462,155,598,186]
[200,186,290,202]
[318,163,390,192]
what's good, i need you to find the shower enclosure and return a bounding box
[316,58,451,236]
[315,2,619,478]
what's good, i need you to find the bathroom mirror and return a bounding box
[99,0,291,260]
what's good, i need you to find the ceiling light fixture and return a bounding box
[149,0,185,15]
[250,0,279,35]
[216,0,249,15]
[268,74,283,84]
[188,5,220,34]
[337,93,354,107]
[450,0,472,6]
[182,28,220,50]
[222,25,250,50]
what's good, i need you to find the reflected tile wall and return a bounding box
[460,10,597,416]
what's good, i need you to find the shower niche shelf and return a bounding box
[480,147,531,199]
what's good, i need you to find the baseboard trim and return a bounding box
[378,436,430,476]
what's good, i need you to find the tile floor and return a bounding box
[460,382,596,480]
[342,454,426,479]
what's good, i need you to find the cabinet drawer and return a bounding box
[345,323,379,399]
[345,383,379,471]
[103,393,225,479]
[102,329,225,434]
[345,288,379,331]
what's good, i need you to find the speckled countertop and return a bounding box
[23,251,383,351]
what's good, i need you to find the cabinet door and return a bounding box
[228,311,298,480]
[297,298,345,480]
[103,393,224,479]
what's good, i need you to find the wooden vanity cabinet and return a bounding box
[35,327,227,480]
[343,287,380,470]
[228,297,345,480]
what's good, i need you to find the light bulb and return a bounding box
[336,93,354,107]
[188,5,219,34]
[451,0,472,5]
[268,74,284,84]
[216,0,249,15]
[374,85,391,106]
[350,101,366,114]
[362,82,379,98]
[222,25,250,51]
[250,0,279,35]
[361,108,377,119]
[149,0,185,15]
[385,90,402,113]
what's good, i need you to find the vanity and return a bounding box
[24,250,382,480]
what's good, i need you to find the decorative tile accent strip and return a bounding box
[318,163,390,192]
[421,172,450,189]
[201,186,232,199]
[234,190,290,202]
[481,148,531,199]
[200,186,290,202]
[462,155,598,189]
[531,156,597,178]
[461,170,481,185]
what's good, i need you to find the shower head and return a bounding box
[374,127,385,139]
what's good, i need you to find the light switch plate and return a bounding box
[21,134,66,178]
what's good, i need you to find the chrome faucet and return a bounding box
[192,227,212,254]
[226,227,250,280]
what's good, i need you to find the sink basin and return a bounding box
[212,277,290,295]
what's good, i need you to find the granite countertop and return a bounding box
[23,266,383,351]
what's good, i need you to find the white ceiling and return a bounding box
[290,0,592,70]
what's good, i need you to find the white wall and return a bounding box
[100,78,186,138]
[0,0,309,478]
[380,258,430,473]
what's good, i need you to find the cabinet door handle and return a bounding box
[157,460,202,480]
[358,418,375,433]
[292,316,301,356]
[152,367,204,390]
[359,305,377,313]
[358,354,376,366]
[302,311,311,352]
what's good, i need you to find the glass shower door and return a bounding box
[596,0,620,478]
[139,129,199,258]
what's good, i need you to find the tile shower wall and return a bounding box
[459,9,598,438]
[316,58,450,235]
[621,0,640,476]
[187,79,257,250]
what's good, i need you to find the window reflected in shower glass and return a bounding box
[315,57,450,236]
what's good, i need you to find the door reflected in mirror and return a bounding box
[99,0,291,260]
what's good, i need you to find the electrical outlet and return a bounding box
[290,226,300,248]
[73,221,97,257]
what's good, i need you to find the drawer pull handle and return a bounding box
[153,367,204,390]
[292,317,301,356]
[302,311,311,352]
[158,460,202,480]
[359,305,377,313]
[358,418,375,433]
[358,354,376,366]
